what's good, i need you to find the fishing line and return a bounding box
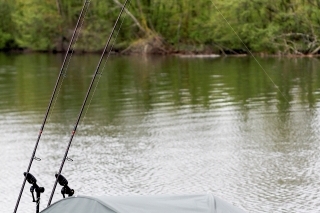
[80,3,129,125]
[47,1,91,123]
[13,1,90,213]
[62,13,127,177]
[47,0,130,206]
[210,0,289,103]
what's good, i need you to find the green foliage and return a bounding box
[2,0,320,54]
[0,0,15,49]
[12,0,61,50]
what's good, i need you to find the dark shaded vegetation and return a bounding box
[1,0,320,55]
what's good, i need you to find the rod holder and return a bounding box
[55,173,74,198]
[24,172,45,213]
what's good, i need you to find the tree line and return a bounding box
[1,0,320,55]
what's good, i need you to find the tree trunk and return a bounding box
[55,0,65,51]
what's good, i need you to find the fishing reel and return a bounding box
[55,173,74,198]
[23,172,45,213]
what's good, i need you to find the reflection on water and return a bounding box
[1,53,320,212]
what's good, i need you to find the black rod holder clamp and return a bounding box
[55,173,74,198]
[23,172,45,213]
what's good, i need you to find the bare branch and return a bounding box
[311,46,320,55]
[56,0,62,16]
[112,0,146,34]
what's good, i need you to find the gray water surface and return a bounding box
[1,53,320,212]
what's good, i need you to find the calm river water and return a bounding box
[1,53,320,213]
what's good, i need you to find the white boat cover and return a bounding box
[41,194,246,213]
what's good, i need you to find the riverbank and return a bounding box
[4,46,320,58]
[3,34,320,57]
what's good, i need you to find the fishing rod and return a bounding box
[13,1,90,213]
[47,0,130,206]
